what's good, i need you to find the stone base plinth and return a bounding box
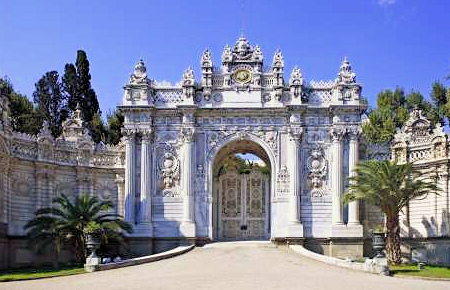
[287,222,304,238]
[133,223,154,237]
[331,224,363,238]
[180,221,196,238]
[84,255,101,272]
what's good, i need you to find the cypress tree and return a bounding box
[75,50,100,125]
[33,71,68,137]
[62,63,78,111]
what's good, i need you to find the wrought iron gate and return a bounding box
[218,169,269,240]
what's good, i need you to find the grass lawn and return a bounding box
[0,265,85,282]
[390,264,450,279]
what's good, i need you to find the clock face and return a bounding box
[232,69,252,84]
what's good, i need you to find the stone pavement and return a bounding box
[2,241,449,290]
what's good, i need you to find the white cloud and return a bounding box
[378,0,396,6]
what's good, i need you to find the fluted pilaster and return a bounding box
[330,127,345,225]
[123,131,136,223]
[348,129,360,225]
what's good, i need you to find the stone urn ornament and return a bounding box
[371,227,386,258]
[84,223,102,271]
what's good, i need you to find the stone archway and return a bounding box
[210,138,272,241]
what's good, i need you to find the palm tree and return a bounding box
[343,160,438,265]
[25,193,133,262]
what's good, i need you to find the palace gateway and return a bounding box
[120,36,366,255]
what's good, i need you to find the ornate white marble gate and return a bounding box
[119,35,366,257]
[218,169,269,240]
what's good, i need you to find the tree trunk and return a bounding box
[386,214,402,265]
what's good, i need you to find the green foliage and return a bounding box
[33,71,69,137]
[343,160,438,264]
[61,50,102,140]
[0,266,85,282]
[106,110,124,145]
[75,50,100,125]
[390,264,450,278]
[0,77,42,135]
[217,154,269,176]
[91,112,107,143]
[24,193,132,262]
[62,63,78,112]
[363,88,440,144]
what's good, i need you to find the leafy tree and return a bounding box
[362,88,408,144]
[33,71,68,137]
[405,92,440,125]
[363,88,439,144]
[343,160,438,265]
[24,193,132,262]
[106,110,124,145]
[91,112,107,143]
[431,82,450,123]
[0,77,42,135]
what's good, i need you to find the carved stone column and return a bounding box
[136,129,154,236]
[115,175,125,217]
[289,127,303,223]
[330,127,345,226]
[287,124,304,237]
[139,130,153,223]
[123,130,136,224]
[180,126,196,237]
[348,128,361,225]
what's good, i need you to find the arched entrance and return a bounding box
[211,139,272,241]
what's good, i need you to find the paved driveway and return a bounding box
[2,242,449,290]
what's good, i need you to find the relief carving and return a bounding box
[158,152,179,190]
[276,165,289,197]
[306,147,328,198]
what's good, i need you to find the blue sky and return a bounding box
[1,0,449,116]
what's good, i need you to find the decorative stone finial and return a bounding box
[335,57,356,84]
[289,66,303,86]
[201,49,212,67]
[37,120,54,142]
[252,45,263,61]
[272,49,284,68]
[182,67,195,86]
[222,44,232,62]
[233,35,253,60]
[129,59,149,84]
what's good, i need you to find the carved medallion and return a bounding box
[232,69,252,84]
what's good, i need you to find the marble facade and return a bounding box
[119,36,366,255]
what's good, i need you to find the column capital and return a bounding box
[347,126,362,141]
[140,128,154,142]
[288,126,303,143]
[121,127,137,140]
[180,126,196,143]
[330,126,346,142]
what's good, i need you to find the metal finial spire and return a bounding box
[240,0,245,37]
